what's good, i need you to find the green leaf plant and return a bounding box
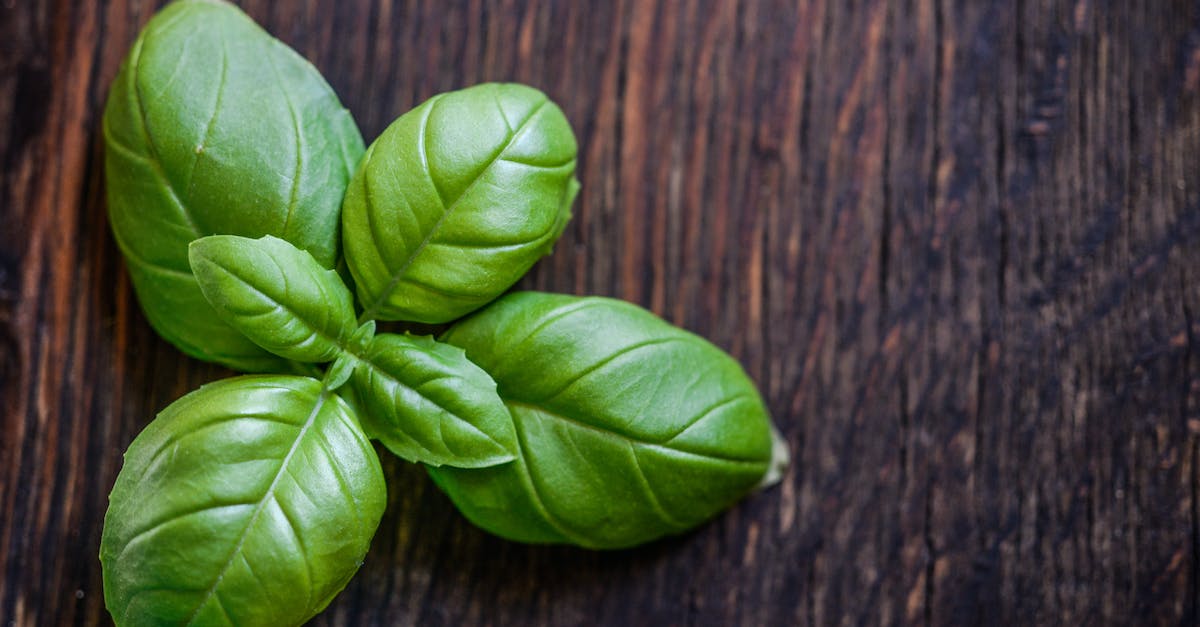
[104,0,364,372]
[101,376,386,626]
[432,292,787,549]
[342,82,580,324]
[101,1,788,625]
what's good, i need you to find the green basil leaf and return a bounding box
[104,0,365,371]
[430,292,781,549]
[323,353,355,391]
[342,83,578,324]
[190,235,356,364]
[346,319,378,351]
[351,333,516,468]
[100,375,386,627]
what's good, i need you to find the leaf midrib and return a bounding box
[356,96,551,322]
[504,399,768,465]
[183,386,330,626]
[202,254,346,355]
[354,346,513,462]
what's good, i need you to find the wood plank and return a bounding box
[1,0,1198,624]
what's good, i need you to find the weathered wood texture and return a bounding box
[3,0,1200,624]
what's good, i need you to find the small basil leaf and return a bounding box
[324,352,357,391]
[321,320,377,390]
[348,319,377,351]
[343,83,579,324]
[104,0,364,371]
[351,333,516,468]
[430,292,781,549]
[189,235,356,364]
[100,375,386,627]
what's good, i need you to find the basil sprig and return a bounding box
[101,1,787,625]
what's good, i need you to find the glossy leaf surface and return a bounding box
[101,376,385,627]
[343,83,578,324]
[104,0,364,371]
[352,333,516,468]
[190,235,356,364]
[431,292,779,549]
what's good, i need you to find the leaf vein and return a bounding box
[181,32,228,208]
[273,497,314,608]
[628,445,688,529]
[129,36,204,238]
[357,98,550,320]
[183,387,331,626]
[352,353,501,452]
[538,337,685,403]
[311,425,364,533]
[506,400,768,464]
[660,394,756,443]
[205,258,342,355]
[137,413,301,484]
[116,502,257,562]
[266,42,306,239]
[498,155,577,170]
[509,410,594,546]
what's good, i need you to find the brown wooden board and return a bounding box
[2,1,1200,624]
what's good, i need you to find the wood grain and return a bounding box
[3,0,1200,624]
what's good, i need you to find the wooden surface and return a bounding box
[3,0,1200,624]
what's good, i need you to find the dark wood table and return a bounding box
[3,1,1200,625]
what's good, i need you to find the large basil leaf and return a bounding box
[100,376,385,627]
[430,292,782,549]
[351,333,516,468]
[190,235,356,364]
[342,83,579,324]
[104,0,365,371]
